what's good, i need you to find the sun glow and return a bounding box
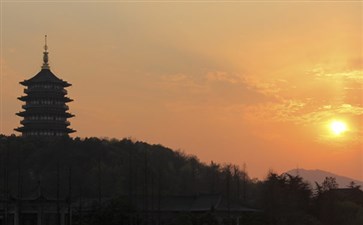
[330,120,348,136]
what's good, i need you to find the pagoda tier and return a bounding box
[15,37,75,137]
[18,95,73,103]
[16,110,74,118]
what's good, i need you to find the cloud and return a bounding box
[314,70,363,84]
[155,71,272,107]
[242,65,362,122]
[205,71,242,84]
[310,67,363,99]
[245,100,363,123]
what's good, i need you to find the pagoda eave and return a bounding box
[67,128,76,133]
[14,127,23,132]
[16,111,75,118]
[18,96,73,102]
[15,126,75,133]
[21,80,71,87]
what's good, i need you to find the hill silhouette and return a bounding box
[0,135,252,202]
[287,168,363,188]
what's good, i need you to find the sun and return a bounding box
[330,120,348,135]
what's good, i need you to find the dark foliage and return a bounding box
[0,135,251,202]
[0,135,362,225]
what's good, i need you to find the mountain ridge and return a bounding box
[286,168,363,188]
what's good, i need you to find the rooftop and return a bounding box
[20,69,71,87]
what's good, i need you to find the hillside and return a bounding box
[287,168,363,188]
[0,135,252,202]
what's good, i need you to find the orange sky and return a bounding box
[1,2,362,180]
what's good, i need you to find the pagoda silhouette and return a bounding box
[15,36,75,136]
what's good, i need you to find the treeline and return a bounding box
[0,135,253,203]
[0,135,362,225]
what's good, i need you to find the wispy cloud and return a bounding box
[313,68,363,84]
[155,71,272,107]
[239,65,363,144]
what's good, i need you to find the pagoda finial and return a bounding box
[42,35,50,70]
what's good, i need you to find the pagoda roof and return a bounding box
[18,95,73,102]
[16,110,75,118]
[20,69,71,87]
[15,126,76,133]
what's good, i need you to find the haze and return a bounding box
[1,2,362,180]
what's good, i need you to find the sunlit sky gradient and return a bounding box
[1,2,362,180]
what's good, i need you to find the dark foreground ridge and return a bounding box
[0,135,362,225]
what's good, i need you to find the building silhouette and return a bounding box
[15,36,75,136]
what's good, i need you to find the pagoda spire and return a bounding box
[41,35,50,70]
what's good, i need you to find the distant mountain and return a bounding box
[286,169,363,188]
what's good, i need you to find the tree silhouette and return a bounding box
[322,177,339,192]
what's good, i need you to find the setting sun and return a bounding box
[330,120,348,136]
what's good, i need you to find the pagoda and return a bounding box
[15,36,75,136]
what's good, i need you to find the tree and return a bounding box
[348,181,361,190]
[321,177,338,192]
[262,172,313,225]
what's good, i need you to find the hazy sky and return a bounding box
[1,1,362,180]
